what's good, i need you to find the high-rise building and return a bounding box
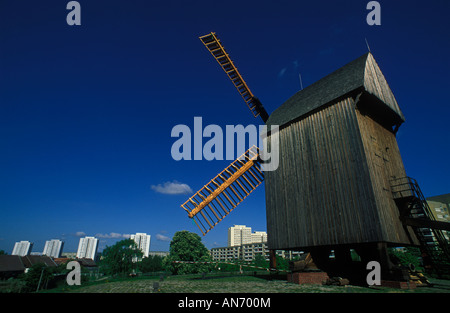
[228,225,252,247]
[251,231,268,243]
[217,225,294,262]
[76,236,98,260]
[43,239,64,258]
[427,194,450,242]
[130,233,151,258]
[228,225,268,247]
[12,241,33,256]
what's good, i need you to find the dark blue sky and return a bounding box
[1,0,449,254]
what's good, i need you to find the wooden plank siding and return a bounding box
[354,109,418,245]
[265,95,417,251]
[363,54,404,122]
[266,97,381,250]
[263,52,417,251]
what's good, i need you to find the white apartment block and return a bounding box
[228,225,252,247]
[212,242,269,262]
[217,225,300,262]
[252,231,268,243]
[427,200,450,242]
[12,241,33,256]
[76,236,99,260]
[43,239,64,258]
[211,242,303,262]
[228,225,268,247]
[130,233,151,257]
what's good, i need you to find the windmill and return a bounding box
[181,32,450,279]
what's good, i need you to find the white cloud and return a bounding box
[75,231,86,237]
[278,67,287,78]
[95,232,131,239]
[156,234,171,242]
[278,60,300,79]
[151,180,193,195]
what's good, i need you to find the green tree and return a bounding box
[138,255,164,273]
[163,230,212,275]
[389,247,423,271]
[21,263,53,292]
[274,255,289,271]
[252,254,269,269]
[100,239,143,276]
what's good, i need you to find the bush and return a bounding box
[389,247,423,271]
[138,255,164,273]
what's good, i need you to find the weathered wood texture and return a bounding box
[266,53,404,131]
[265,53,417,251]
[355,108,418,245]
[363,54,404,122]
[266,97,381,249]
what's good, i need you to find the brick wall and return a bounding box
[287,272,329,285]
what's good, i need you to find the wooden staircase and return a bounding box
[391,177,450,276]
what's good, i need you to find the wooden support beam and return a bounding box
[269,250,277,269]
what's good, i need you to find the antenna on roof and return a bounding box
[299,73,304,90]
[365,38,371,53]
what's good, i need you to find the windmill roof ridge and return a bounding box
[267,52,404,128]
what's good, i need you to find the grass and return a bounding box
[44,272,450,294]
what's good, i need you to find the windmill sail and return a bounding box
[199,32,269,122]
[181,146,264,235]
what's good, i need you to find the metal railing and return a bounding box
[391,176,436,221]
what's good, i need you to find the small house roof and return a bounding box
[0,255,25,273]
[21,255,58,268]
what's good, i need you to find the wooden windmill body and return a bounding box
[264,52,417,251]
[182,33,450,278]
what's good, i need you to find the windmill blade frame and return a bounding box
[181,146,264,235]
[199,32,269,123]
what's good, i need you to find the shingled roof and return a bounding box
[0,255,25,273]
[0,255,59,278]
[21,255,57,268]
[267,53,405,128]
